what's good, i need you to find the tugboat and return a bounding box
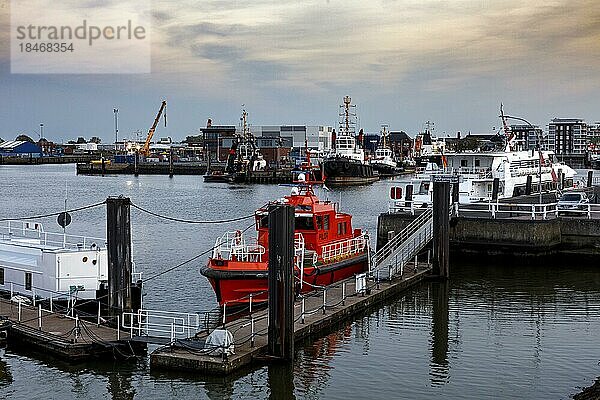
[200,163,370,307]
[322,96,378,185]
[369,125,401,177]
[204,108,266,183]
[414,121,446,168]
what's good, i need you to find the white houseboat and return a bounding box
[0,220,140,304]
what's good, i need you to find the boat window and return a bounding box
[323,215,330,230]
[337,222,347,235]
[460,159,468,167]
[296,216,314,230]
[560,193,582,202]
[475,159,481,167]
[316,216,323,230]
[25,272,32,291]
[257,216,268,228]
[0,268,3,285]
[418,181,430,195]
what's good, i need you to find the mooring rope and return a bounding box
[129,202,255,224]
[0,201,106,222]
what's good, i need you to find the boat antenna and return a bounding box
[500,103,514,151]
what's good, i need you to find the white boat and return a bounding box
[0,220,140,303]
[369,125,400,176]
[393,150,577,207]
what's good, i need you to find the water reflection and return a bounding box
[429,281,450,386]
[107,370,136,400]
[0,349,13,387]
[268,363,295,400]
[295,324,354,397]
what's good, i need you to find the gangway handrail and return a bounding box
[371,208,433,278]
[122,309,201,342]
[372,207,433,269]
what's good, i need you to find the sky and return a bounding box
[1,0,600,143]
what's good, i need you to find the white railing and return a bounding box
[371,208,433,280]
[121,309,200,343]
[389,199,432,215]
[321,234,367,263]
[212,231,265,262]
[0,220,105,250]
[294,233,306,288]
[456,202,600,220]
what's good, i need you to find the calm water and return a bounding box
[0,164,599,399]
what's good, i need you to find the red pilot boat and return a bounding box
[201,172,369,307]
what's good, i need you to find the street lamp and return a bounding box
[113,108,119,150]
[499,114,543,204]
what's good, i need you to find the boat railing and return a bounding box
[0,220,106,251]
[456,201,600,220]
[388,199,432,215]
[453,167,492,179]
[320,234,367,263]
[212,231,266,262]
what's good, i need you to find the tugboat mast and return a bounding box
[339,95,356,136]
[381,124,390,149]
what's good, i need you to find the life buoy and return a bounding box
[343,162,351,171]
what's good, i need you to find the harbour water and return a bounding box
[1,164,599,399]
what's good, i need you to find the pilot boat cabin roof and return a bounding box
[255,189,359,253]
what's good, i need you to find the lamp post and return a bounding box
[500,114,543,204]
[113,108,119,150]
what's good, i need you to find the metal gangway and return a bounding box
[370,207,433,280]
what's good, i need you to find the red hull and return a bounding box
[203,255,368,307]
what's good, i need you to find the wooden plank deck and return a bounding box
[150,264,432,374]
[0,299,145,360]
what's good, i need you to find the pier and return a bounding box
[378,192,600,262]
[0,298,145,360]
[150,265,432,374]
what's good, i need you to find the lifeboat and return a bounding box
[200,171,369,307]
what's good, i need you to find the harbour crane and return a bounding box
[140,100,167,157]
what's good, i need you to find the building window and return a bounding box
[0,268,4,285]
[25,272,32,291]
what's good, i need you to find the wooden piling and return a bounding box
[432,179,450,278]
[106,197,133,318]
[525,176,532,195]
[267,204,295,361]
[492,178,500,201]
[587,171,593,187]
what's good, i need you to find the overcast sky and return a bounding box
[1,0,600,143]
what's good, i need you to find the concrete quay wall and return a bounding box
[377,213,600,261]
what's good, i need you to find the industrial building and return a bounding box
[0,140,42,157]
